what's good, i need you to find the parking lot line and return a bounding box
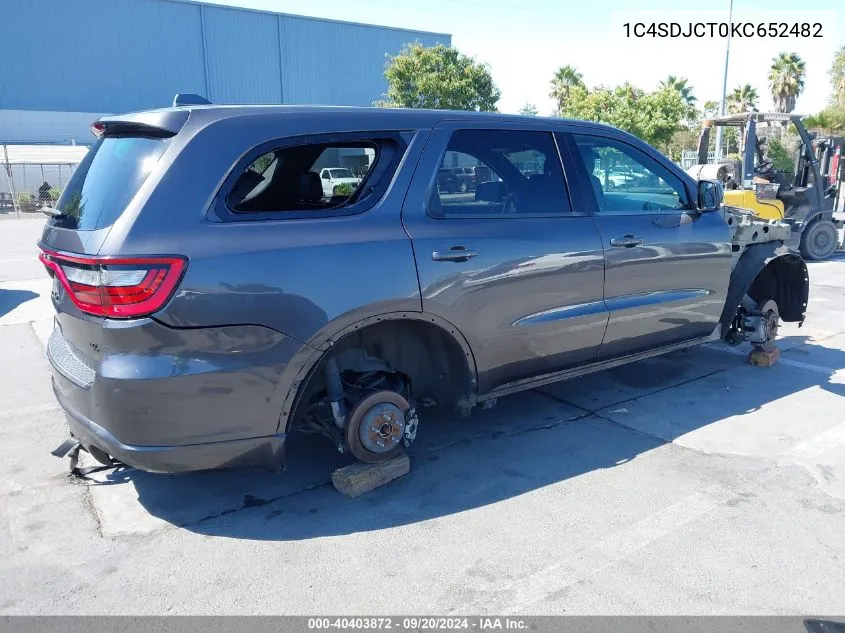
[462,484,734,615]
[707,343,845,376]
[782,421,845,460]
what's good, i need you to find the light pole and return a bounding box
[714,0,734,161]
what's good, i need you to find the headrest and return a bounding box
[299,172,323,202]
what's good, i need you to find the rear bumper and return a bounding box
[54,378,287,473]
[46,314,305,473]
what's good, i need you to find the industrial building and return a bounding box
[0,0,449,144]
[0,0,449,203]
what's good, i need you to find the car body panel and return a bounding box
[558,131,733,360]
[401,121,607,393]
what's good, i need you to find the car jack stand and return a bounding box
[331,453,411,498]
[747,346,781,367]
[50,438,119,480]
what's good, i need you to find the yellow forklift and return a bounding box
[687,112,838,260]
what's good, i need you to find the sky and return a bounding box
[199,0,843,116]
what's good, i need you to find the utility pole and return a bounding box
[714,0,734,162]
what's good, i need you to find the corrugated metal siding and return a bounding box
[203,5,283,104]
[0,0,450,114]
[278,16,447,106]
[0,0,206,113]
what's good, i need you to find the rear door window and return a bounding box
[53,136,171,230]
[429,129,572,218]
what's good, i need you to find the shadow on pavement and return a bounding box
[92,338,845,541]
[0,289,38,317]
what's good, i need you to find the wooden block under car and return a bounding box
[747,346,781,367]
[331,453,411,498]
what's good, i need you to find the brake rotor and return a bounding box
[754,299,780,351]
[346,390,410,463]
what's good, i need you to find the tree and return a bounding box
[805,104,845,134]
[380,43,500,111]
[559,83,689,149]
[519,103,538,116]
[701,100,720,118]
[766,137,795,173]
[659,75,696,106]
[831,46,845,106]
[727,84,759,113]
[549,65,584,113]
[768,52,806,114]
[663,128,701,162]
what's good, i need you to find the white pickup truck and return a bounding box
[318,168,360,198]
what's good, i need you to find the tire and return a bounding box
[459,181,468,193]
[799,219,838,261]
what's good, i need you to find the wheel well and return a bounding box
[288,318,475,431]
[747,254,809,323]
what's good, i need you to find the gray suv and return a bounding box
[39,101,809,474]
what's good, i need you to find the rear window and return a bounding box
[53,136,171,230]
[225,134,405,217]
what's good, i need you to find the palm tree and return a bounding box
[727,84,759,114]
[768,52,806,114]
[550,65,584,113]
[659,75,696,105]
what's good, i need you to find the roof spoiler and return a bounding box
[95,110,190,138]
[172,93,212,107]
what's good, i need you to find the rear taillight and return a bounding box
[38,248,187,318]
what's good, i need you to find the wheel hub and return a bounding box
[745,298,780,351]
[815,231,830,249]
[360,404,406,453]
[345,390,411,463]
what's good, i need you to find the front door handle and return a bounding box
[609,235,643,248]
[432,246,479,262]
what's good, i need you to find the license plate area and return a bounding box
[51,274,64,302]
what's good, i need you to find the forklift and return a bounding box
[813,135,844,218]
[687,112,838,260]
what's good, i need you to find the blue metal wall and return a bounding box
[0,0,449,113]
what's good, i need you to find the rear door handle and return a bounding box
[432,246,479,262]
[609,235,643,248]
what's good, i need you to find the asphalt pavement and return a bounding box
[1,215,844,615]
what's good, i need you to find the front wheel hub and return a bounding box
[743,298,780,351]
[346,391,411,463]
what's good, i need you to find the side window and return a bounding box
[227,137,394,215]
[570,134,690,213]
[429,129,571,218]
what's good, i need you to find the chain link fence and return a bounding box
[1,144,91,216]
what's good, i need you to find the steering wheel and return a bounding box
[753,160,774,176]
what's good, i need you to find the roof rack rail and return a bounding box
[172,93,212,107]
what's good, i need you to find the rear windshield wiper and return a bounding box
[41,207,68,219]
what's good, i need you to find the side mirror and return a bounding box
[697,179,723,211]
[475,180,505,203]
